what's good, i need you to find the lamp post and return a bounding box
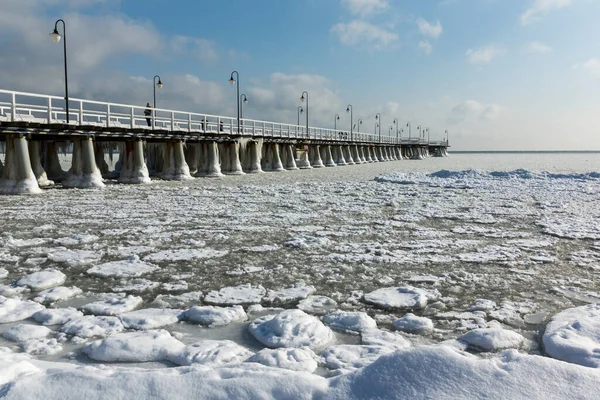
[426,128,430,143]
[300,91,309,139]
[334,114,340,131]
[240,94,248,119]
[153,75,163,109]
[346,105,353,141]
[406,122,411,139]
[417,125,422,140]
[50,19,69,123]
[298,106,304,126]
[357,118,363,133]
[445,129,449,145]
[393,118,399,143]
[228,71,240,134]
[375,113,381,142]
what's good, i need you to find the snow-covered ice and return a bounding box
[86,255,158,278]
[392,313,434,335]
[80,295,143,316]
[249,309,335,349]
[119,308,183,330]
[364,286,441,310]
[32,308,83,325]
[322,311,377,334]
[183,305,247,327]
[460,328,525,352]
[297,295,338,315]
[16,269,66,291]
[168,340,253,366]
[247,347,318,372]
[60,316,124,338]
[84,330,185,362]
[321,344,394,374]
[263,283,315,304]
[203,284,265,306]
[0,296,45,323]
[2,324,53,342]
[33,286,82,305]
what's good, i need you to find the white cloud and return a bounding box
[171,36,218,61]
[449,100,502,123]
[417,19,443,39]
[341,0,388,17]
[419,41,432,55]
[520,0,574,25]
[331,20,398,50]
[523,41,553,54]
[578,58,600,77]
[465,45,505,64]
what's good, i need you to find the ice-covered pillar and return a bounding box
[334,145,346,166]
[43,141,67,182]
[220,141,245,175]
[323,145,336,167]
[351,145,362,164]
[309,145,324,168]
[0,135,42,194]
[344,146,355,165]
[162,141,192,180]
[185,144,199,176]
[362,146,371,163]
[281,144,298,170]
[243,140,263,173]
[93,142,113,179]
[28,141,53,187]
[118,140,151,184]
[196,141,223,177]
[295,145,312,169]
[262,143,284,172]
[63,137,105,188]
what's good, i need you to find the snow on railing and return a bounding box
[0,89,443,146]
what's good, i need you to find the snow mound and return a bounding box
[0,296,45,323]
[81,295,143,316]
[263,284,315,304]
[60,316,124,338]
[247,347,318,372]
[32,308,83,325]
[321,345,394,374]
[168,340,253,367]
[360,329,412,350]
[3,324,53,342]
[16,269,66,291]
[297,295,338,315]
[322,311,377,334]
[22,338,63,356]
[543,303,600,368]
[84,330,185,363]
[184,305,247,327]
[393,313,434,335]
[86,256,158,278]
[119,308,183,330]
[204,284,266,306]
[460,328,525,352]
[249,309,335,349]
[33,286,82,305]
[364,286,441,310]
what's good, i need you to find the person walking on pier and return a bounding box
[144,102,152,127]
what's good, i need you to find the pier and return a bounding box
[0,89,449,194]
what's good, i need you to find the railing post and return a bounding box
[106,104,111,128]
[11,92,16,122]
[130,106,135,129]
[253,120,256,136]
[47,97,52,123]
[188,113,192,132]
[171,111,175,131]
[79,101,83,125]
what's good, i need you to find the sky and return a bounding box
[0,0,599,150]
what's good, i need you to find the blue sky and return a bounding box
[1,0,599,150]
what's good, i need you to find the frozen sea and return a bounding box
[0,151,599,399]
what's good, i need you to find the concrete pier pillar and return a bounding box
[363,146,372,163]
[262,143,285,172]
[161,141,192,180]
[309,145,324,168]
[28,141,53,187]
[281,144,298,170]
[43,141,67,182]
[295,145,312,169]
[184,144,199,176]
[118,140,151,184]
[220,141,245,175]
[63,137,105,188]
[323,145,336,167]
[334,145,346,166]
[351,145,362,164]
[93,142,113,179]
[241,140,263,173]
[343,146,355,165]
[0,135,42,194]
[196,141,223,177]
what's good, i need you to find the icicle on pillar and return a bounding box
[323,145,336,167]
[281,144,298,170]
[62,137,104,188]
[196,141,222,177]
[28,141,53,187]
[309,145,324,168]
[118,140,151,184]
[220,141,244,175]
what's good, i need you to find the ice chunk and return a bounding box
[184,305,247,327]
[86,256,158,278]
[119,308,183,330]
[81,295,143,316]
[467,299,497,312]
[361,329,412,350]
[321,345,394,374]
[152,291,203,309]
[322,311,377,334]
[16,269,66,291]
[84,330,185,362]
[47,248,101,266]
[0,296,45,323]
[143,249,228,262]
[33,286,82,305]
[204,284,265,306]
[364,286,440,310]
[393,313,434,335]
[60,316,124,338]
[3,324,53,342]
[249,309,335,349]
[263,284,315,304]
[32,308,83,325]
[0,268,8,279]
[460,328,525,352]
[168,340,253,366]
[543,303,600,368]
[297,295,338,315]
[247,347,318,372]
[22,338,63,355]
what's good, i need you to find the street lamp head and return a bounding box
[336,115,340,120]
[228,76,235,86]
[156,80,163,89]
[50,29,62,43]
[300,94,305,102]
[244,98,248,104]
[346,106,350,113]
[300,108,304,114]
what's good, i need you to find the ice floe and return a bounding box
[86,255,158,278]
[360,329,412,350]
[322,311,377,334]
[263,283,315,304]
[80,295,143,316]
[364,286,441,310]
[2,324,53,342]
[0,296,45,323]
[297,295,338,315]
[33,286,82,305]
[184,305,247,327]
[21,338,63,356]
[16,269,66,291]
[543,303,600,368]
[460,328,525,352]
[60,316,124,338]
[84,330,185,362]
[247,347,318,373]
[143,249,228,262]
[392,313,434,335]
[168,340,253,367]
[321,344,394,374]
[32,308,83,325]
[119,308,183,330]
[249,309,335,349]
[203,284,265,306]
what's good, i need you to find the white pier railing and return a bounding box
[0,89,445,146]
